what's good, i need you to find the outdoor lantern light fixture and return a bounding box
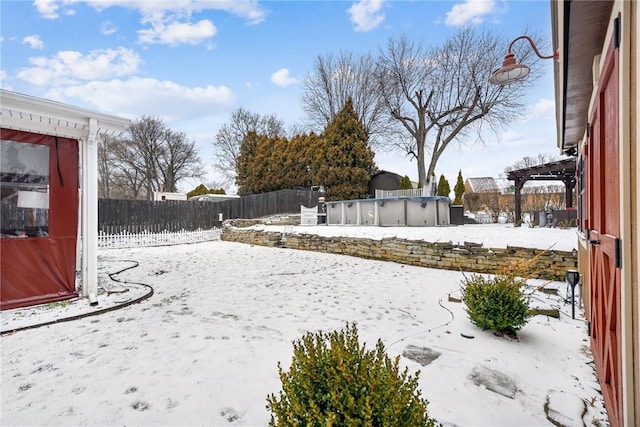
[489,35,558,85]
[565,269,581,319]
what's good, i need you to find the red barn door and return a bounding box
[587,35,622,427]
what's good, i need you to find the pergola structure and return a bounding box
[506,157,576,223]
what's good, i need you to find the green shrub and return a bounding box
[461,274,531,335]
[453,170,465,205]
[399,175,413,190]
[266,323,440,427]
[436,174,450,197]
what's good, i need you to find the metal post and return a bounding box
[572,283,575,319]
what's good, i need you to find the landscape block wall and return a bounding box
[221,227,577,281]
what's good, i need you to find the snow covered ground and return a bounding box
[258,222,579,252]
[1,224,609,426]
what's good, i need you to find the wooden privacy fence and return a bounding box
[98,189,322,233]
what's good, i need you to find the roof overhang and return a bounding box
[552,0,613,153]
[0,89,130,140]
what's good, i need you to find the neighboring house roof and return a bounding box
[188,194,240,202]
[466,177,499,193]
[368,170,408,197]
[494,178,513,193]
[370,170,403,181]
[370,170,419,188]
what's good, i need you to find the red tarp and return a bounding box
[1,128,79,310]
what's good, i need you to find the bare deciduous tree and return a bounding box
[156,127,202,193]
[97,134,114,199]
[504,153,559,174]
[99,116,204,199]
[300,51,388,145]
[213,108,285,183]
[98,134,146,199]
[376,29,545,190]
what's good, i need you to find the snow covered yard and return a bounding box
[1,225,610,426]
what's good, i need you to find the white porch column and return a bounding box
[81,118,99,304]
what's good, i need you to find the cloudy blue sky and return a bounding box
[1,0,559,193]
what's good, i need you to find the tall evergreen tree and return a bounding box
[399,175,413,190]
[265,135,290,191]
[187,184,209,198]
[273,133,315,190]
[313,98,376,201]
[213,108,285,184]
[235,99,375,198]
[186,184,226,198]
[453,170,465,205]
[436,174,451,197]
[236,131,262,194]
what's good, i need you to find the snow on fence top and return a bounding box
[98,227,221,249]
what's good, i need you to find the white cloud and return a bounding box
[34,0,77,19]
[347,0,385,32]
[271,68,299,87]
[22,35,44,50]
[46,77,235,121]
[34,0,62,19]
[0,70,11,91]
[101,21,117,35]
[213,0,269,25]
[17,47,141,86]
[87,0,269,25]
[445,0,496,27]
[501,129,523,141]
[524,98,555,121]
[32,1,268,45]
[138,19,216,45]
[32,0,269,23]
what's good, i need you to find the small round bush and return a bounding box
[266,323,440,427]
[461,273,531,335]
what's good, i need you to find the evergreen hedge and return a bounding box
[267,323,440,427]
[461,273,531,336]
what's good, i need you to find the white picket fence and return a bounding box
[473,213,494,224]
[98,227,221,249]
[374,182,437,199]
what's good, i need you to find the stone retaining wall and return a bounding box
[221,227,577,281]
